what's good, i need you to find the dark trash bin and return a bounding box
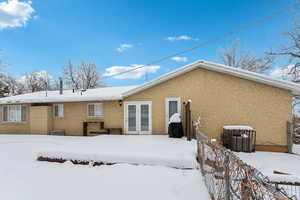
[168,113,184,138]
[168,122,184,138]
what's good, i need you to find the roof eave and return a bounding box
[0,97,123,105]
[202,61,300,95]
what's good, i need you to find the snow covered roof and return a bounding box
[223,125,254,131]
[2,60,300,105]
[123,60,300,97]
[0,86,137,104]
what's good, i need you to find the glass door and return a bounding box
[125,102,152,134]
[128,104,137,133]
[140,104,150,133]
[165,98,181,133]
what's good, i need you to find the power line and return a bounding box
[104,1,300,79]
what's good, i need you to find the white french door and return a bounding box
[165,97,181,133]
[124,101,152,134]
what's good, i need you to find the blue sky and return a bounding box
[0,0,299,86]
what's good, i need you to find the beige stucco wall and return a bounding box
[0,101,123,136]
[52,101,123,136]
[0,104,31,134]
[124,68,293,146]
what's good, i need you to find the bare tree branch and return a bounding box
[269,21,300,118]
[62,59,80,90]
[219,40,274,73]
[23,71,51,92]
[62,59,104,90]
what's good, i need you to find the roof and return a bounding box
[0,86,137,104]
[1,60,299,105]
[123,60,300,97]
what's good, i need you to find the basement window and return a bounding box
[3,105,27,122]
[88,103,103,117]
[53,104,64,118]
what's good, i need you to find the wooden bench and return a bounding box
[107,128,122,135]
[49,129,65,136]
[83,121,122,136]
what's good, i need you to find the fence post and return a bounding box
[185,102,192,141]
[287,121,294,153]
[224,153,231,200]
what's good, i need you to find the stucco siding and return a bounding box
[52,101,122,136]
[0,101,123,136]
[124,68,292,146]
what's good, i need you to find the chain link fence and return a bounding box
[196,129,296,200]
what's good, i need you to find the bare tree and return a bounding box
[79,61,104,89]
[219,40,274,73]
[0,78,9,97]
[51,79,61,91]
[23,71,51,92]
[269,22,300,116]
[62,59,104,90]
[0,49,7,71]
[3,75,25,96]
[269,23,300,82]
[62,59,81,90]
[0,50,12,97]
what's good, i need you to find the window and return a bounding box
[53,104,64,118]
[3,105,27,122]
[88,103,103,117]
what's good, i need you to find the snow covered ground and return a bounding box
[237,151,300,183]
[37,135,198,169]
[0,135,208,200]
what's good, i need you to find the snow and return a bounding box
[169,113,181,124]
[38,135,198,169]
[0,135,209,200]
[223,125,254,130]
[237,151,300,183]
[293,144,300,155]
[0,85,138,104]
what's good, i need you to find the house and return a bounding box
[0,60,299,152]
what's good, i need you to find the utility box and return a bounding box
[221,126,256,152]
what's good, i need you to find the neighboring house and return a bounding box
[1,60,300,152]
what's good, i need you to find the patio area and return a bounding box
[37,135,198,169]
[0,134,208,200]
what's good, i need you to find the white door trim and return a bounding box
[165,97,181,133]
[124,101,152,135]
[124,102,139,134]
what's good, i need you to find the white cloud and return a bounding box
[270,65,294,80]
[166,35,198,41]
[0,0,35,29]
[116,44,134,52]
[171,56,188,62]
[103,64,160,79]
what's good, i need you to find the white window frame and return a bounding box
[2,105,27,123]
[53,104,64,118]
[87,103,103,117]
[165,97,181,133]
